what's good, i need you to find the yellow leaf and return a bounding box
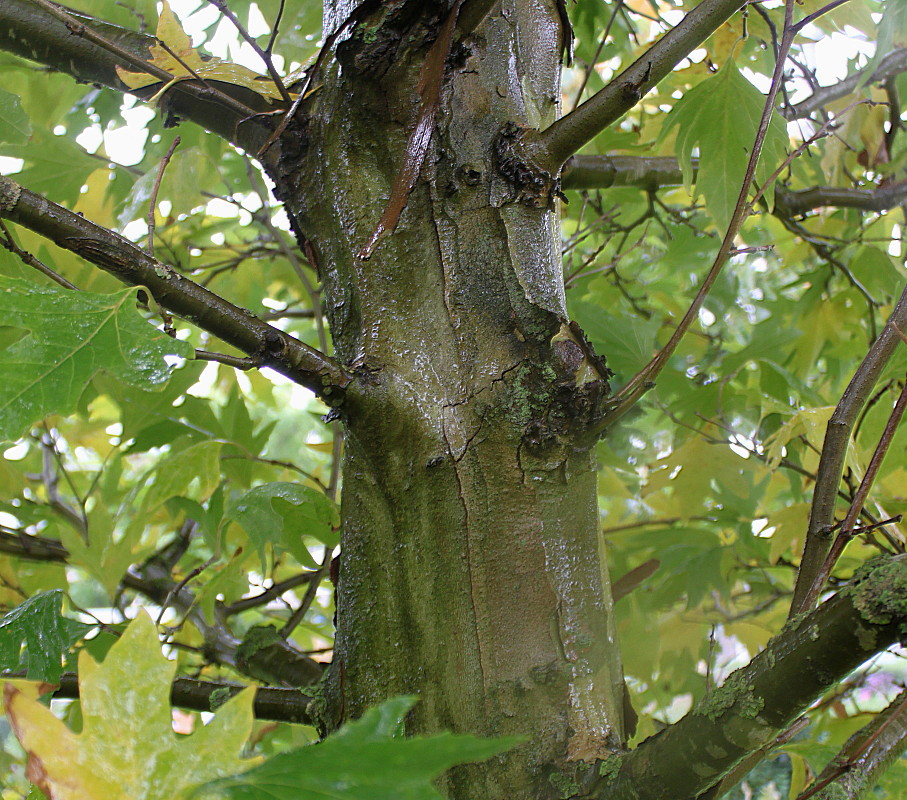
[115,0,287,103]
[4,612,257,800]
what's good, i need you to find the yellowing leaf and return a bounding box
[4,612,256,800]
[764,407,836,470]
[116,0,287,103]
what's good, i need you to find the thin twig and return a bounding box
[205,0,292,104]
[156,556,216,626]
[147,136,180,258]
[570,0,624,111]
[0,220,78,290]
[223,571,320,615]
[279,546,333,638]
[265,0,285,54]
[195,349,262,370]
[800,379,907,609]
[792,0,853,34]
[791,288,907,615]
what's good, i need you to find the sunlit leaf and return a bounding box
[3,612,257,800]
[116,0,288,103]
[662,59,789,230]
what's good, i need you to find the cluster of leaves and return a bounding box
[0,0,905,796]
[564,0,907,791]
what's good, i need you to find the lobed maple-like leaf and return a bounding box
[662,58,789,231]
[3,612,257,800]
[0,275,193,441]
[116,0,288,103]
[0,591,93,682]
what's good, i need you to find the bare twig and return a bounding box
[279,546,333,638]
[799,380,907,610]
[204,0,292,104]
[223,571,321,616]
[194,349,262,370]
[147,136,180,259]
[0,220,78,290]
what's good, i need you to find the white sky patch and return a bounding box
[2,442,28,460]
[0,156,24,175]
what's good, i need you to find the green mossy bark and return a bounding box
[264,1,625,796]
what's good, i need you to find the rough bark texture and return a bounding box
[261,1,625,795]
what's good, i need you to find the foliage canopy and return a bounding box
[0,0,907,798]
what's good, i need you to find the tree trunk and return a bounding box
[263,1,626,795]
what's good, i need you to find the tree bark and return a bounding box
[262,1,624,795]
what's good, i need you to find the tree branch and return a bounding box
[46,673,317,726]
[0,0,273,155]
[587,555,907,800]
[790,286,907,615]
[799,691,907,800]
[561,156,907,215]
[0,176,351,403]
[0,525,326,689]
[525,0,746,173]
[785,47,907,121]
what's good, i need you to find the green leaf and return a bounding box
[862,0,907,84]
[194,697,522,800]
[0,88,31,145]
[227,482,339,570]
[0,276,193,440]
[662,59,789,230]
[0,590,93,682]
[142,440,224,513]
[8,129,99,206]
[571,300,660,382]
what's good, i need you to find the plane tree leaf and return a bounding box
[116,0,287,103]
[193,696,522,800]
[142,441,224,513]
[0,591,93,682]
[0,275,192,441]
[226,482,340,570]
[0,88,31,145]
[3,612,257,800]
[662,59,789,230]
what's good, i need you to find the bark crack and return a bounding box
[448,459,492,702]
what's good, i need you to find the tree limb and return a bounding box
[785,47,907,121]
[0,0,273,155]
[46,673,317,726]
[586,555,907,800]
[0,176,351,403]
[799,691,907,800]
[0,524,326,689]
[561,156,907,215]
[525,0,746,174]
